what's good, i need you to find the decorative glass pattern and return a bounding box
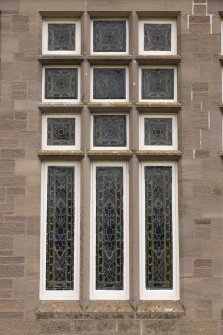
[48,24,76,51]
[45,68,78,100]
[47,118,75,146]
[93,115,127,147]
[144,118,172,146]
[93,21,126,52]
[144,166,173,289]
[93,68,126,100]
[96,167,124,290]
[144,24,171,51]
[46,166,75,290]
[141,69,174,100]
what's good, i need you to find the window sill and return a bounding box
[135,150,182,161]
[36,301,184,320]
[136,102,182,113]
[38,150,85,160]
[136,55,181,65]
[38,103,84,113]
[38,55,84,65]
[87,103,133,112]
[87,55,132,65]
[87,150,133,160]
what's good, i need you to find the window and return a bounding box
[40,162,80,300]
[90,162,129,300]
[138,19,177,55]
[139,162,179,300]
[42,114,81,150]
[42,19,81,55]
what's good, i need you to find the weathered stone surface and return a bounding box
[178,320,219,335]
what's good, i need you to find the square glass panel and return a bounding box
[48,24,76,51]
[141,68,174,100]
[144,118,172,146]
[144,24,171,51]
[93,115,127,147]
[45,68,78,100]
[47,118,75,146]
[144,166,173,290]
[93,68,126,100]
[93,20,126,52]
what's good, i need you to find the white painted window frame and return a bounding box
[42,114,81,151]
[40,161,80,300]
[90,161,129,300]
[139,114,178,150]
[139,66,177,103]
[221,20,223,55]
[138,19,177,55]
[139,161,179,300]
[91,113,129,150]
[42,19,81,55]
[42,65,81,103]
[90,65,129,103]
[90,18,129,55]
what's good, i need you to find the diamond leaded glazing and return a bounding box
[144,24,171,51]
[93,115,127,147]
[141,68,174,100]
[93,68,126,100]
[45,68,78,100]
[47,118,75,146]
[144,166,173,289]
[96,167,124,290]
[144,118,172,146]
[93,21,126,52]
[48,24,76,51]
[46,166,75,290]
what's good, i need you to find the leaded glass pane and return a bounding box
[144,24,171,51]
[48,24,76,51]
[46,166,74,290]
[93,115,127,147]
[96,167,124,290]
[45,68,78,100]
[144,118,172,146]
[47,118,75,146]
[93,68,126,100]
[144,166,173,289]
[141,68,174,100]
[93,21,126,52]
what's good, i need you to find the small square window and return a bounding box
[91,114,128,150]
[139,66,177,102]
[139,20,177,55]
[139,114,177,150]
[42,114,80,150]
[91,66,129,102]
[91,19,128,54]
[42,66,80,103]
[42,19,81,55]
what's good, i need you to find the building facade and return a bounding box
[0,0,222,334]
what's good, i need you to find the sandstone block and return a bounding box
[0,265,24,278]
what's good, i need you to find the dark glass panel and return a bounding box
[93,68,126,100]
[144,166,173,289]
[48,24,76,51]
[93,20,126,52]
[46,166,74,290]
[144,118,172,146]
[47,118,75,146]
[45,68,78,100]
[144,24,171,51]
[141,68,174,100]
[96,167,124,290]
[93,115,127,147]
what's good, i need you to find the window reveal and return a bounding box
[96,167,124,290]
[47,118,76,146]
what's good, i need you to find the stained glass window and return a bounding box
[144,118,172,146]
[144,166,173,289]
[46,166,75,290]
[96,167,124,290]
[93,115,127,147]
[141,68,174,100]
[48,24,76,51]
[93,21,126,52]
[47,118,75,146]
[144,24,171,51]
[93,68,126,100]
[45,67,78,100]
